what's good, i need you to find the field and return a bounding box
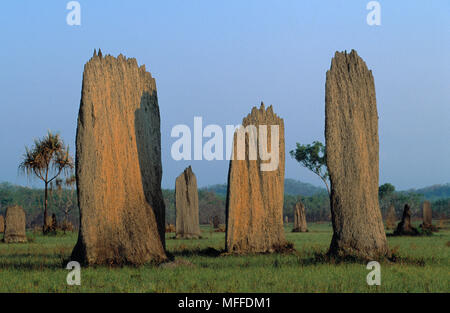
[0,222,448,293]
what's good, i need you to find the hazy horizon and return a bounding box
[1,1,449,190]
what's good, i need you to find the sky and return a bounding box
[0,0,449,190]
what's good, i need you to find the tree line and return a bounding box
[1,133,447,230]
[1,182,447,229]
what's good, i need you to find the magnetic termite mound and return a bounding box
[420,201,437,232]
[225,103,288,253]
[385,205,397,230]
[325,50,390,259]
[71,50,167,265]
[292,201,308,233]
[394,204,419,236]
[3,205,27,243]
[0,215,4,234]
[175,166,201,239]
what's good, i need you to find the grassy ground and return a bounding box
[0,222,448,292]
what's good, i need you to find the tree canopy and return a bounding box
[379,183,396,200]
[18,131,74,232]
[289,141,330,196]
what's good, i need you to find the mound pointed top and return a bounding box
[84,52,155,88]
[296,200,305,209]
[183,165,194,177]
[330,49,371,75]
[243,102,282,127]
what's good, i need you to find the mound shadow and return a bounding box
[168,247,224,259]
[135,90,166,247]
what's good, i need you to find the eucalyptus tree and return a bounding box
[290,141,330,197]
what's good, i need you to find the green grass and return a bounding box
[0,222,448,292]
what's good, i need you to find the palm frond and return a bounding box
[18,131,74,184]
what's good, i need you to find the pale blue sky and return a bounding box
[0,0,449,190]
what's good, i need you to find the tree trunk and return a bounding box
[43,181,48,233]
[321,176,331,198]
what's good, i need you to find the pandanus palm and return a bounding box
[19,131,74,233]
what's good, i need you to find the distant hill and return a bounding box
[405,183,450,201]
[202,184,227,197]
[284,179,326,196]
[1,181,448,227]
[202,179,325,197]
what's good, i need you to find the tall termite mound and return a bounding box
[0,215,4,234]
[3,205,27,243]
[420,201,437,231]
[292,201,308,233]
[175,166,201,239]
[385,205,397,230]
[325,50,389,259]
[394,204,419,236]
[71,50,167,265]
[226,103,287,253]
